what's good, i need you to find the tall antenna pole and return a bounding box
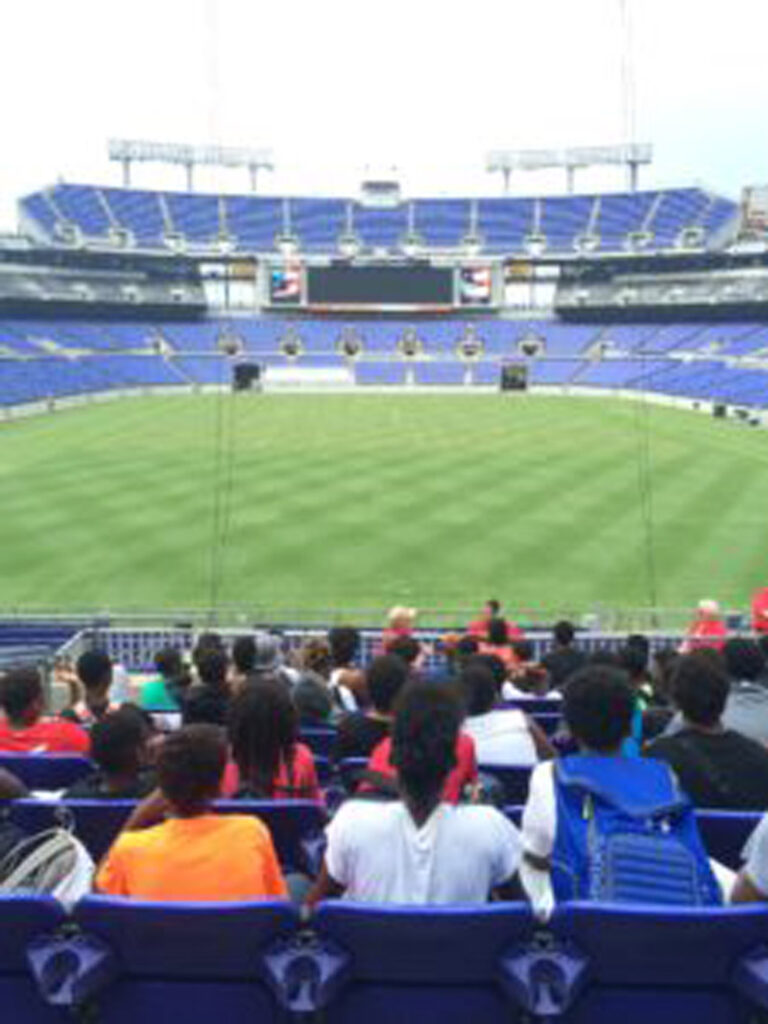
[618,0,640,189]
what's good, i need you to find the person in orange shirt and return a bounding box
[681,599,728,653]
[0,666,89,754]
[96,724,287,902]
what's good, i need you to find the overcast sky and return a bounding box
[1,0,767,229]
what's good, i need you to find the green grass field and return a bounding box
[2,392,767,623]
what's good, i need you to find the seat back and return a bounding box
[300,727,337,758]
[314,902,534,1024]
[477,764,533,804]
[217,800,327,873]
[695,810,761,870]
[501,699,562,715]
[531,712,562,736]
[550,902,768,1024]
[338,758,369,794]
[9,799,326,872]
[0,755,92,791]
[73,897,298,1024]
[0,894,67,1023]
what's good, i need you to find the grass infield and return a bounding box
[1,392,767,623]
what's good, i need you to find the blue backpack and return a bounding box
[551,754,722,906]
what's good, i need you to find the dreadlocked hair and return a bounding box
[391,682,460,817]
[227,675,298,798]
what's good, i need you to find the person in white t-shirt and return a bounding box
[307,682,522,906]
[460,662,554,767]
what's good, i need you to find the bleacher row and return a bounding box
[21,184,736,255]
[1,747,768,1023]
[10,894,768,1023]
[1,317,768,408]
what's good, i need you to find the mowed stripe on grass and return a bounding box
[1,392,767,619]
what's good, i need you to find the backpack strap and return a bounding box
[555,758,689,821]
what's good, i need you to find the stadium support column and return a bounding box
[121,158,132,188]
[628,158,640,192]
[185,161,195,192]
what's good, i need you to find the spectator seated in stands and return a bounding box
[460,661,553,766]
[308,682,522,906]
[477,617,520,674]
[384,635,424,679]
[0,666,89,754]
[332,654,409,762]
[229,635,257,693]
[296,637,333,682]
[382,605,417,648]
[226,677,320,800]
[182,648,231,727]
[540,620,587,690]
[359,682,479,804]
[721,638,768,744]
[64,707,157,800]
[521,665,721,911]
[328,626,365,712]
[250,632,298,687]
[293,672,334,728]
[734,815,768,904]
[140,646,190,712]
[662,639,768,745]
[646,654,768,809]
[681,599,728,653]
[504,641,558,700]
[62,650,118,727]
[467,599,523,642]
[96,724,286,902]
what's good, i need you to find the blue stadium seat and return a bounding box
[338,758,369,793]
[530,712,562,736]
[9,799,326,872]
[548,902,768,1023]
[695,811,761,870]
[72,897,298,1024]
[501,698,563,714]
[300,727,337,758]
[312,902,535,1024]
[0,755,92,791]
[0,895,68,1023]
[477,764,533,804]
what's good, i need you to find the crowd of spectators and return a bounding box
[2,595,768,911]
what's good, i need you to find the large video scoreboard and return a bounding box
[267,261,498,311]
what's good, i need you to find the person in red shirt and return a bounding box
[360,719,478,804]
[225,675,320,800]
[752,588,768,635]
[0,666,89,755]
[681,599,728,653]
[467,600,524,642]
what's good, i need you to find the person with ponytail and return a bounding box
[307,682,522,906]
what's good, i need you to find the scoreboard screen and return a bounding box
[307,264,454,307]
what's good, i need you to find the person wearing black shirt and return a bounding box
[541,621,587,691]
[64,708,157,800]
[182,649,231,727]
[332,655,408,762]
[646,653,768,810]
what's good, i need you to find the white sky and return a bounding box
[1,0,767,229]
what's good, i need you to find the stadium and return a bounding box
[4,1,768,1020]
